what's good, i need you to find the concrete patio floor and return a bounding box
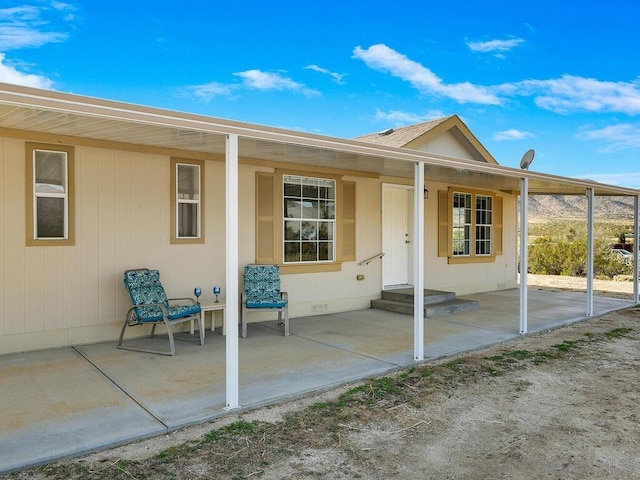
[0,288,633,473]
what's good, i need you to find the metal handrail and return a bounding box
[358,252,385,266]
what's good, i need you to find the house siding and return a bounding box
[0,133,517,355]
[425,181,517,295]
[0,137,227,353]
[412,130,470,158]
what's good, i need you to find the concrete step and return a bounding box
[381,288,456,305]
[371,297,480,317]
[425,298,479,317]
[371,298,414,315]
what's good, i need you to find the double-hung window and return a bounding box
[452,192,493,257]
[452,192,472,256]
[26,143,74,246]
[475,194,493,255]
[283,175,336,263]
[171,158,204,244]
[254,170,355,273]
[439,188,501,263]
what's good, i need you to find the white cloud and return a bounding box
[0,3,74,50]
[305,64,346,84]
[577,123,640,152]
[493,129,534,141]
[512,75,640,115]
[374,108,446,124]
[466,37,525,54]
[184,69,320,101]
[353,44,500,105]
[0,24,67,49]
[52,2,77,22]
[184,82,237,101]
[354,44,640,115]
[234,69,320,97]
[0,53,53,88]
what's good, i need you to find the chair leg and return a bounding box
[277,308,290,336]
[165,319,176,356]
[117,315,130,348]
[118,319,175,356]
[283,307,290,337]
[241,303,248,338]
[198,313,205,346]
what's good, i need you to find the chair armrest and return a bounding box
[126,302,169,324]
[280,292,288,302]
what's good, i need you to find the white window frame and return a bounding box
[475,194,493,256]
[451,190,493,257]
[282,175,336,264]
[452,192,472,256]
[32,148,69,241]
[175,162,202,239]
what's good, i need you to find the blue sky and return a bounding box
[2,1,640,188]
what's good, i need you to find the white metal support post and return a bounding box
[634,196,639,305]
[519,177,528,334]
[225,134,240,410]
[586,188,594,317]
[413,162,425,361]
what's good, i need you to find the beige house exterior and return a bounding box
[0,83,637,360]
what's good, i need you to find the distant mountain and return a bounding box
[527,195,636,222]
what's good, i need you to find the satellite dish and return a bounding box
[520,149,535,170]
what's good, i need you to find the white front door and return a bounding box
[382,185,413,288]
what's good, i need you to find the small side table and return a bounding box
[191,303,226,336]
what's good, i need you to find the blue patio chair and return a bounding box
[118,268,203,356]
[241,264,289,338]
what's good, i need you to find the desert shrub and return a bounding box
[528,237,631,278]
[528,238,564,275]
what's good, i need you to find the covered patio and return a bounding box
[0,287,632,473]
[0,84,639,406]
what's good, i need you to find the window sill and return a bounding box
[279,262,342,274]
[170,237,205,245]
[26,238,75,247]
[447,256,495,265]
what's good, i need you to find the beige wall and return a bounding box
[0,137,227,353]
[413,130,471,158]
[0,134,518,354]
[239,167,384,319]
[424,180,518,295]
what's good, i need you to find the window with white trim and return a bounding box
[176,162,201,239]
[475,194,493,255]
[452,192,472,256]
[451,191,493,257]
[25,143,76,246]
[34,148,69,239]
[283,175,335,263]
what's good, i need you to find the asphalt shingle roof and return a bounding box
[354,116,452,148]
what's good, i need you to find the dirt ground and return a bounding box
[8,275,640,480]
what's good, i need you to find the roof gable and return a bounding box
[355,115,498,165]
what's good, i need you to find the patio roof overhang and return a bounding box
[0,82,638,197]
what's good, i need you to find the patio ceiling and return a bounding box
[0,83,638,197]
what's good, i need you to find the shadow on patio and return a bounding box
[0,288,633,473]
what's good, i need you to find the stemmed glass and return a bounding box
[194,287,202,305]
[213,285,221,303]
